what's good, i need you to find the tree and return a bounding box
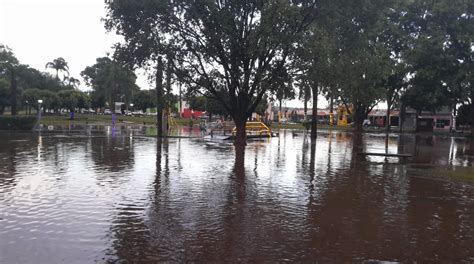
[402,0,473,135]
[188,96,207,112]
[324,0,396,132]
[133,90,156,112]
[296,75,311,122]
[64,76,81,89]
[0,44,19,115]
[13,65,64,92]
[271,66,295,116]
[293,19,336,139]
[105,0,316,146]
[21,88,42,113]
[0,78,10,115]
[188,94,228,121]
[57,90,90,118]
[90,91,106,111]
[81,57,138,114]
[456,104,473,130]
[45,57,69,80]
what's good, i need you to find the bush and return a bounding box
[0,116,37,130]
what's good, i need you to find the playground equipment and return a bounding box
[337,106,350,126]
[232,121,274,138]
[204,121,275,140]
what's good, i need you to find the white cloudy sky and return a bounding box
[0,0,331,108]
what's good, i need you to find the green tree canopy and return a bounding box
[133,90,156,112]
[105,0,316,145]
[81,57,138,113]
[45,57,69,80]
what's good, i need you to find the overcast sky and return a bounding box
[0,0,330,108]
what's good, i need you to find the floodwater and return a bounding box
[1,126,473,263]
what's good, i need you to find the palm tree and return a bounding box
[64,76,80,89]
[45,57,69,80]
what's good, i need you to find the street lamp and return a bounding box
[37,99,43,122]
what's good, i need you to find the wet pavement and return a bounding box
[0,126,473,263]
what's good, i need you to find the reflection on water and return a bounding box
[0,129,473,263]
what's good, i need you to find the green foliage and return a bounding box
[81,57,138,113]
[0,44,19,68]
[188,95,227,116]
[456,105,473,126]
[90,91,106,109]
[104,0,315,133]
[255,95,269,116]
[0,116,37,130]
[133,90,156,112]
[0,78,10,114]
[45,57,69,80]
[21,88,43,109]
[402,0,473,113]
[21,88,89,112]
[188,96,207,112]
[15,65,64,92]
[57,90,90,111]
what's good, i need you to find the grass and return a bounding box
[410,166,474,183]
[8,113,471,136]
[436,167,474,182]
[38,114,190,126]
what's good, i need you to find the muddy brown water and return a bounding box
[1,127,473,263]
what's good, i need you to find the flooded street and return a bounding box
[1,127,473,263]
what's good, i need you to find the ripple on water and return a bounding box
[0,131,473,262]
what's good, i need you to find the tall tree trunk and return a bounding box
[303,97,308,122]
[399,103,405,133]
[329,96,334,126]
[179,83,182,118]
[415,109,421,133]
[234,116,247,146]
[166,55,172,94]
[156,56,164,138]
[310,82,318,140]
[10,69,17,116]
[386,99,392,132]
[278,99,282,123]
[470,95,474,138]
[470,111,474,138]
[353,102,364,132]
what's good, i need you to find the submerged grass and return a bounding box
[411,166,474,183]
[436,167,474,182]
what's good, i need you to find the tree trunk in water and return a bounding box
[234,117,247,146]
[179,83,182,118]
[303,97,308,122]
[310,83,318,140]
[399,103,405,133]
[353,103,364,133]
[278,99,282,123]
[385,100,391,132]
[329,96,334,126]
[471,115,474,138]
[470,97,474,138]
[234,143,245,172]
[156,57,164,138]
[415,109,421,133]
[10,70,17,116]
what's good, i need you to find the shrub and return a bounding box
[0,116,37,130]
